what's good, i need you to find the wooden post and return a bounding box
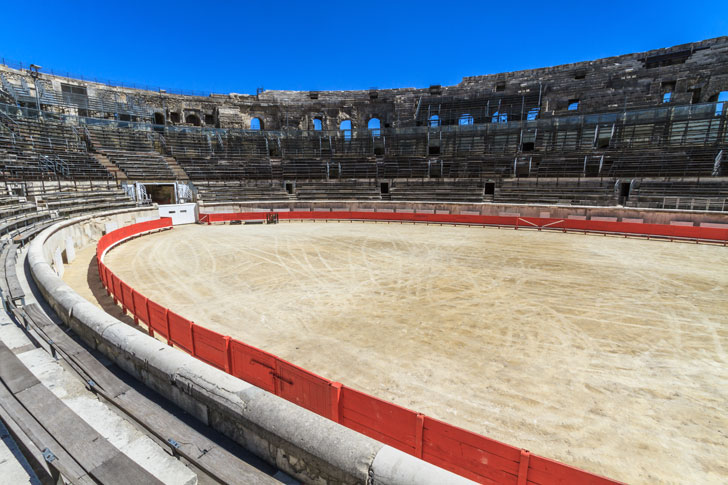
[414,413,425,458]
[164,309,172,346]
[146,300,154,338]
[224,336,232,373]
[517,449,530,485]
[329,382,342,423]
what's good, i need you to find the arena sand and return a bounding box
[64,222,728,484]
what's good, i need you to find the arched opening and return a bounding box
[312,118,323,131]
[340,119,352,141]
[186,113,201,126]
[428,114,440,127]
[170,112,180,124]
[710,91,728,116]
[491,111,507,124]
[250,117,263,130]
[368,118,381,137]
[153,112,165,125]
[458,113,474,126]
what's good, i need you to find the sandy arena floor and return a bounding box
[64,222,728,484]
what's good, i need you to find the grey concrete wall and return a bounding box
[28,209,475,485]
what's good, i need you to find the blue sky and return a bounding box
[1,1,726,94]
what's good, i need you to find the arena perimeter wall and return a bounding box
[200,210,728,243]
[28,209,476,485]
[97,215,627,484]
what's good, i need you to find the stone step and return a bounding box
[91,153,127,180]
[163,157,190,181]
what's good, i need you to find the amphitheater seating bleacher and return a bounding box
[194,181,290,202]
[294,180,381,200]
[627,179,728,210]
[0,119,112,180]
[389,180,484,202]
[495,178,617,206]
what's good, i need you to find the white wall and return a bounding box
[158,203,197,225]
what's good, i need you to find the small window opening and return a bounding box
[459,114,474,125]
[312,118,323,131]
[368,118,381,137]
[574,70,586,80]
[250,117,263,130]
[495,81,505,92]
[522,142,534,151]
[619,182,631,203]
[340,120,352,141]
[597,133,611,149]
[429,145,440,155]
[689,88,701,104]
[170,112,180,123]
[484,182,495,195]
[204,114,214,125]
[285,182,293,194]
[568,100,579,111]
[428,114,440,127]
[662,81,676,103]
[714,91,728,116]
[380,182,389,194]
[526,107,539,120]
[491,111,507,124]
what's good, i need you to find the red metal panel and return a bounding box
[131,290,149,325]
[111,274,122,301]
[339,387,418,453]
[191,323,227,370]
[120,281,134,313]
[527,454,622,485]
[229,339,276,392]
[422,416,520,484]
[98,264,108,289]
[147,300,169,339]
[276,360,332,418]
[167,309,194,353]
[198,210,728,244]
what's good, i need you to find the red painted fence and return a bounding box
[200,210,728,243]
[95,215,657,484]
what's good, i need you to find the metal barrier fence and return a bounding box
[100,216,720,484]
[200,211,728,243]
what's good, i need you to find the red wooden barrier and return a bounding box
[201,210,728,243]
[229,339,277,393]
[147,300,170,340]
[276,360,332,418]
[167,309,194,354]
[340,387,419,454]
[120,281,134,314]
[111,273,122,304]
[423,416,521,484]
[191,323,228,371]
[131,290,149,325]
[96,216,631,484]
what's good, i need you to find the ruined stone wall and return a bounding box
[1,36,726,131]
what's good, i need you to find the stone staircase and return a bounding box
[91,152,127,181]
[163,156,190,181]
